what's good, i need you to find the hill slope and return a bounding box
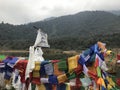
[0,11,120,50]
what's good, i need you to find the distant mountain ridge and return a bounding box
[0,11,120,50]
[43,17,56,21]
[29,11,120,38]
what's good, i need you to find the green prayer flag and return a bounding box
[97,67,101,77]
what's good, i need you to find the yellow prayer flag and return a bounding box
[57,74,67,83]
[37,84,46,90]
[68,55,79,72]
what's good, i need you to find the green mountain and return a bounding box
[29,11,120,38]
[0,11,120,50]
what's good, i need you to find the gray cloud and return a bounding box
[0,0,120,24]
[0,0,33,24]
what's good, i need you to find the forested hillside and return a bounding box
[0,11,120,50]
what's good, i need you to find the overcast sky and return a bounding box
[0,0,120,25]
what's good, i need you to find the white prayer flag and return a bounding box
[34,29,50,47]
